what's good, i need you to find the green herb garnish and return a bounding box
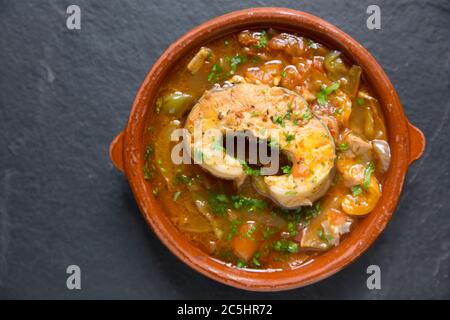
[356,97,364,105]
[207,192,230,215]
[252,252,261,267]
[273,240,299,253]
[240,161,261,176]
[144,145,154,160]
[284,132,295,144]
[351,185,363,196]
[281,165,292,175]
[302,109,313,121]
[303,202,321,224]
[175,174,194,186]
[256,30,268,48]
[236,260,246,268]
[287,222,298,237]
[245,225,257,240]
[172,191,182,201]
[363,162,375,189]
[231,195,267,212]
[281,70,287,78]
[271,115,285,127]
[316,82,340,106]
[208,193,267,214]
[143,163,154,180]
[152,187,159,197]
[263,226,277,240]
[207,63,223,83]
[338,142,349,151]
[317,227,334,244]
[227,219,242,241]
[229,54,246,74]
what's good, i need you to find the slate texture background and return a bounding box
[0,0,449,299]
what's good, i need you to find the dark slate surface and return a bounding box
[0,0,449,299]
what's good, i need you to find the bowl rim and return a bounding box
[119,7,421,291]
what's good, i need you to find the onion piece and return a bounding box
[324,50,348,81]
[193,195,224,239]
[345,65,361,98]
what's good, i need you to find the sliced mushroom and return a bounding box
[372,139,391,173]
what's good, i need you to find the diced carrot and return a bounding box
[232,221,261,262]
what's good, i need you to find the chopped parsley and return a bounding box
[356,97,365,105]
[284,132,295,144]
[252,251,261,267]
[287,222,298,237]
[317,227,334,244]
[229,54,247,74]
[302,202,321,224]
[227,219,242,241]
[263,226,277,240]
[208,54,247,82]
[207,192,230,215]
[338,142,349,151]
[143,163,154,180]
[273,240,299,253]
[236,260,246,268]
[152,187,159,197]
[351,185,363,196]
[281,165,292,175]
[256,30,268,49]
[302,109,314,121]
[316,82,340,106]
[207,63,223,83]
[208,193,267,214]
[245,225,257,240]
[240,161,261,176]
[363,162,375,189]
[231,195,267,212]
[144,145,154,160]
[172,191,182,201]
[281,70,287,78]
[271,115,285,127]
[175,173,194,186]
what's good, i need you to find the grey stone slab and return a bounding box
[0,0,448,299]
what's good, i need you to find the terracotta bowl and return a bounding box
[109,8,425,291]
